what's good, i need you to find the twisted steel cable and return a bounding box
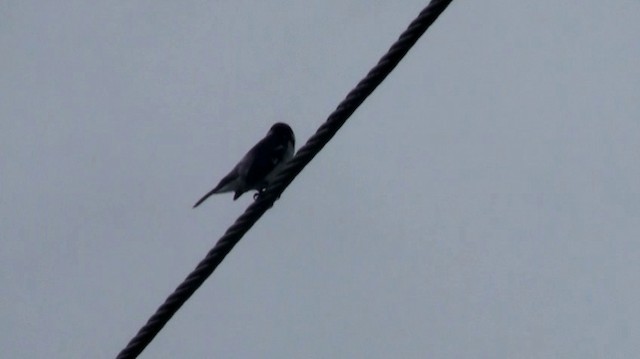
[116,1,454,357]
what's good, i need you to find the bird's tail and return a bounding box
[193,188,220,208]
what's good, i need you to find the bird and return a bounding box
[193,122,295,208]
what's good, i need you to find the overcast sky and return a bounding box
[2,1,639,358]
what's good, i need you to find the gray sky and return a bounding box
[2,1,639,358]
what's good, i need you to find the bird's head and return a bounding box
[269,122,295,145]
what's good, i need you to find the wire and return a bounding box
[116,1,454,357]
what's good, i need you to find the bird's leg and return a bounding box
[253,187,268,200]
[253,181,286,201]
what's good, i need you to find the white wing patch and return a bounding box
[263,141,295,184]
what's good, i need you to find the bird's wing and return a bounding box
[244,136,290,189]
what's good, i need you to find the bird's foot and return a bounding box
[253,188,267,200]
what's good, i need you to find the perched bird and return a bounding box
[193,122,295,207]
